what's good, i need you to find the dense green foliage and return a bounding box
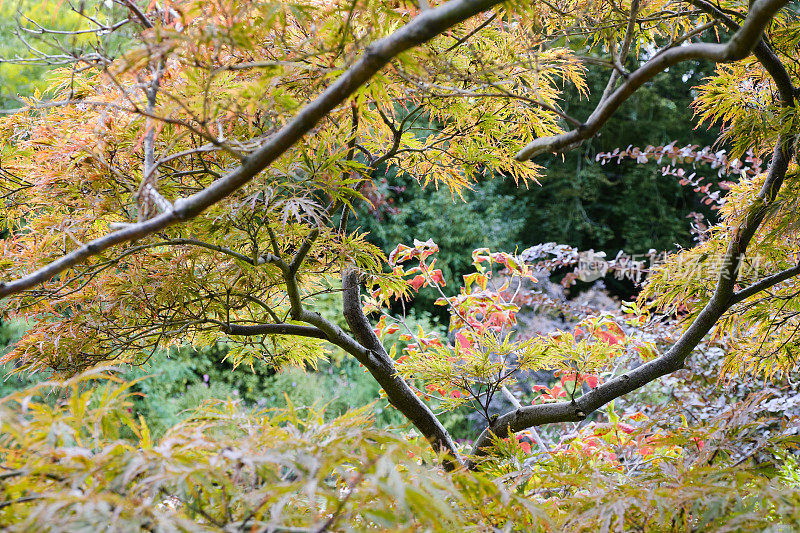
[516,64,720,252]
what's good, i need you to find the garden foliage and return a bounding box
[0,0,799,529]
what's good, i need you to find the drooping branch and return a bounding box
[515,0,791,160]
[0,0,506,300]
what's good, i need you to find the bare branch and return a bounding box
[405,80,584,127]
[445,11,497,52]
[290,229,320,275]
[137,60,169,221]
[166,238,256,264]
[18,15,130,36]
[121,0,153,29]
[599,0,639,103]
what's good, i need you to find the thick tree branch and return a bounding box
[341,268,463,469]
[516,0,791,160]
[0,0,505,299]
[223,323,328,339]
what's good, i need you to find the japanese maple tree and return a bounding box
[0,0,798,475]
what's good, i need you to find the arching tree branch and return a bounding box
[685,0,795,104]
[515,0,791,161]
[0,0,506,300]
[469,133,796,467]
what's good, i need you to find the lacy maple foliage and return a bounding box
[0,0,798,479]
